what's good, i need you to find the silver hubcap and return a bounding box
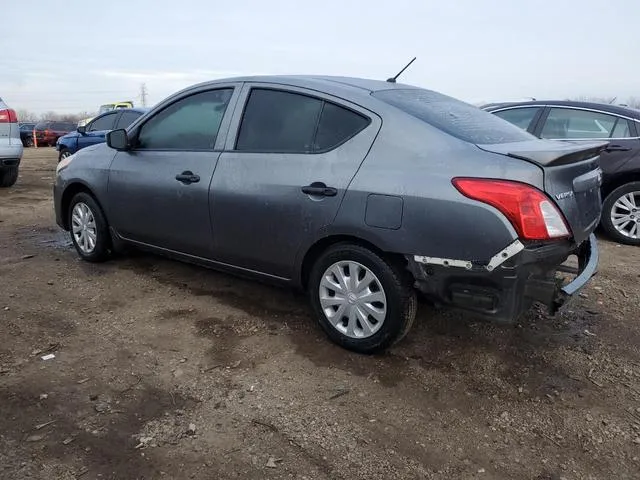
[611,191,640,239]
[319,261,387,339]
[71,202,97,254]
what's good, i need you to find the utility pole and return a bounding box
[140,83,148,107]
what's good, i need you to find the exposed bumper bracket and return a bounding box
[414,239,524,272]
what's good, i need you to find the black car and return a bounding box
[19,122,36,147]
[483,101,640,245]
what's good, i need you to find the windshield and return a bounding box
[373,89,535,145]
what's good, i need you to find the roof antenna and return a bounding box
[608,96,617,104]
[386,57,416,83]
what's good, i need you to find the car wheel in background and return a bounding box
[59,149,72,162]
[601,182,640,246]
[68,192,112,262]
[308,243,417,353]
[0,167,19,188]
[25,137,34,148]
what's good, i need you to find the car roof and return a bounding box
[183,75,421,102]
[483,100,640,119]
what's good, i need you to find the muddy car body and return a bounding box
[54,76,603,352]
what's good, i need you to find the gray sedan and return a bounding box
[54,76,603,352]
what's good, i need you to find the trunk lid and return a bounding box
[477,140,607,244]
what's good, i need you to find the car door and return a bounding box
[77,112,119,150]
[536,107,640,176]
[107,86,238,258]
[210,84,380,279]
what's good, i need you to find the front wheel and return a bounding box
[0,167,19,188]
[601,182,640,246]
[68,192,112,262]
[58,149,72,163]
[308,244,417,353]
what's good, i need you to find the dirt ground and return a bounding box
[1,148,639,480]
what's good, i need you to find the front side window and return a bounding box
[137,89,233,150]
[89,113,117,132]
[115,110,142,130]
[493,107,540,131]
[541,108,632,139]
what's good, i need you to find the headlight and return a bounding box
[56,154,75,173]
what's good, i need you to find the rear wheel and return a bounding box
[308,243,417,353]
[601,182,640,246]
[68,192,112,262]
[0,167,19,188]
[25,137,34,147]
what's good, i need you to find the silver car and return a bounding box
[54,76,603,353]
[0,96,23,188]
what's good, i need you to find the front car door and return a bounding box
[535,106,640,178]
[107,86,239,258]
[210,84,381,279]
[77,112,119,150]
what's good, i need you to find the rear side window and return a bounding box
[236,89,322,152]
[137,88,233,150]
[236,88,369,153]
[35,122,49,130]
[493,107,540,131]
[541,108,633,139]
[373,89,534,144]
[89,113,117,131]
[115,110,142,129]
[315,102,369,151]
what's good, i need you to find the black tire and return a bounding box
[0,167,19,188]
[25,137,34,148]
[308,243,417,354]
[58,149,72,163]
[601,182,640,246]
[67,192,112,262]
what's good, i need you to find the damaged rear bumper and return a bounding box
[407,234,598,322]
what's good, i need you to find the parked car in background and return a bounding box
[19,122,36,147]
[56,108,148,161]
[483,101,640,245]
[33,121,76,147]
[78,101,135,127]
[54,76,603,353]
[0,96,23,188]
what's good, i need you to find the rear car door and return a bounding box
[77,112,119,150]
[107,86,238,258]
[210,84,380,279]
[536,107,640,177]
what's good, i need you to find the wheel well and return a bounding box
[602,172,640,199]
[300,235,406,290]
[60,183,95,230]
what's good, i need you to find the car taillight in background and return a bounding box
[0,109,18,123]
[452,178,571,241]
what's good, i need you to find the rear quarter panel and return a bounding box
[329,113,545,262]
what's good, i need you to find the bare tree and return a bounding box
[626,97,640,109]
[15,109,39,122]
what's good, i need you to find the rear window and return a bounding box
[373,89,535,144]
[35,122,50,130]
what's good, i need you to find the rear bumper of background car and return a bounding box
[407,234,598,322]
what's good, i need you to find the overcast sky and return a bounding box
[2,0,638,114]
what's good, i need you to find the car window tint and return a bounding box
[373,89,534,144]
[236,89,322,152]
[89,113,117,132]
[115,111,142,130]
[541,108,623,139]
[137,89,233,150]
[493,107,540,131]
[611,118,632,138]
[315,102,369,151]
[35,122,48,130]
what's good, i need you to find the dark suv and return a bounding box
[34,121,76,147]
[483,101,640,245]
[19,122,36,147]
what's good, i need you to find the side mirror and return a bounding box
[107,129,129,151]
[77,125,86,134]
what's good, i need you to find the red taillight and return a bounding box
[452,178,571,240]
[0,109,18,123]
